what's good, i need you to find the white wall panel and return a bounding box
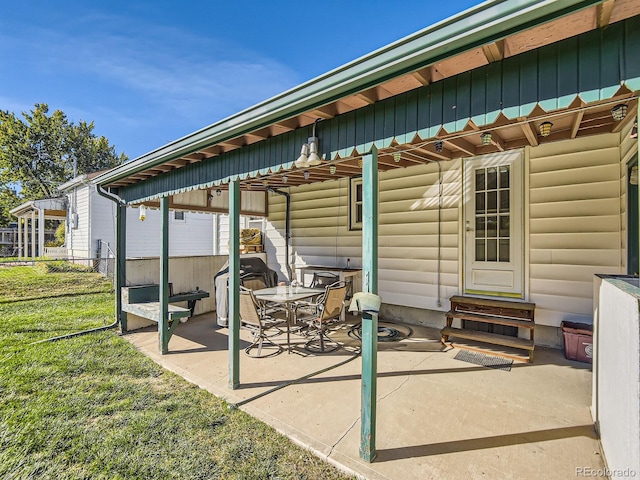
[528,134,625,327]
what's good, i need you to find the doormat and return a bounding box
[454,349,513,372]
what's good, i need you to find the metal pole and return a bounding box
[229,180,241,389]
[360,145,378,462]
[159,197,170,354]
[116,203,127,331]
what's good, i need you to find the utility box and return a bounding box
[561,321,593,363]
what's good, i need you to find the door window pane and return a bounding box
[499,239,510,262]
[472,164,512,263]
[499,215,509,237]
[487,216,497,237]
[476,192,485,214]
[475,170,485,191]
[475,217,485,238]
[487,239,497,261]
[476,239,485,262]
[500,191,509,212]
[487,167,497,189]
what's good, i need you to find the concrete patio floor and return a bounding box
[123,313,604,480]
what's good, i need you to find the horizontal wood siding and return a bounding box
[265,161,461,310]
[528,134,624,326]
[68,186,91,258]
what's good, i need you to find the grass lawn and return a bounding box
[0,264,353,479]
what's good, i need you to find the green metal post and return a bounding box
[360,146,378,462]
[115,203,127,331]
[159,197,170,354]
[229,180,241,389]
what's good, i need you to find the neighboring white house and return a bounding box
[57,172,217,260]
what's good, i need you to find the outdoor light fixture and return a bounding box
[295,119,323,168]
[138,205,146,222]
[295,143,310,169]
[539,121,553,137]
[282,174,288,184]
[480,133,492,145]
[215,189,222,196]
[358,158,363,167]
[303,171,310,180]
[631,119,638,139]
[393,152,401,163]
[246,183,252,190]
[611,104,628,121]
[434,141,444,153]
[307,138,322,166]
[330,165,337,174]
[263,180,269,187]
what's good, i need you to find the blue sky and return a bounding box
[1,0,480,161]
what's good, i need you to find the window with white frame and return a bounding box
[349,177,363,230]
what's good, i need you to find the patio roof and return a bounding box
[95,0,640,205]
[9,198,67,219]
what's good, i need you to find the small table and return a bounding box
[253,286,324,352]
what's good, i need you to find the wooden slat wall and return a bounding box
[528,134,624,327]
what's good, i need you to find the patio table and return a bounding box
[253,285,324,352]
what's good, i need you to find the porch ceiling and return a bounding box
[100,0,640,202]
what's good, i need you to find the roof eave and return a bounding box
[94,0,603,186]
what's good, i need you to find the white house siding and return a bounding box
[264,160,461,311]
[67,185,91,258]
[90,186,118,257]
[528,134,625,327]
[126,209,214,258]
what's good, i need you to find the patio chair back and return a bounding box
[240,272,268,291]
[319,282,348,323]
[239,288,284,357]
[239,289,263,330]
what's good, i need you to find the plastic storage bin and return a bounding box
[561,321,593,363]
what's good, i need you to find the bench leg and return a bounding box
[441,315,453,343]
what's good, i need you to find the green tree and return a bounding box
[0,186,21,227]
[0,103,127,200]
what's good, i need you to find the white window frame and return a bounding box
[349,176,363,231]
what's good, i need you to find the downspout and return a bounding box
[32,185,125,344]
[437,161,442,308]
[266,187,292,282]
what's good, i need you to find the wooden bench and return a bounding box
[441,295,536,362]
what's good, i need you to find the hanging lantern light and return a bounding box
[480,133,492,145]
[303,171,310,180]
[434,141,444,153]
[393,152,401,163]
[329,165,337,174]
[611,104,628,121]
[539,121,553,137]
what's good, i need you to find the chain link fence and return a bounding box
[0,256,116,284]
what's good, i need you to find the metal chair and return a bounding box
[239,288,286,357]
[309,272,339,288]
[298,281,348,353]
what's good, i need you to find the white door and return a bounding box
[464,150,524,298]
